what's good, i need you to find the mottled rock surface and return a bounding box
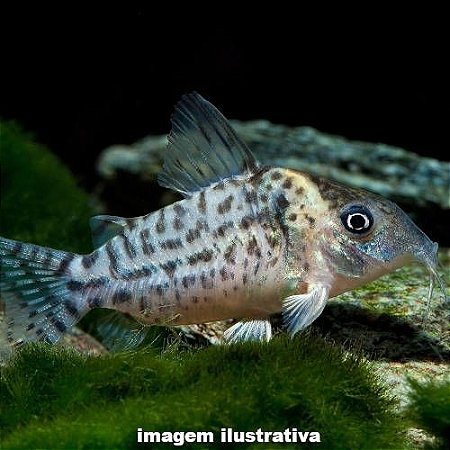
[97,120,450,244]
[98,121,449,211]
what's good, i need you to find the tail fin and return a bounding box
[0,237,88,347]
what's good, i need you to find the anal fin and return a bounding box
[282,285,329,336]
[90,310,149,352]
[224,319,272,343]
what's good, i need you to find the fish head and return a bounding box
[310,177,443,296]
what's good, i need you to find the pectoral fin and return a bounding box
[282,285,329,336]
[224,319,272,343]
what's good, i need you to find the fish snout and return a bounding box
[401,218,438,270]
[363,209,439,272]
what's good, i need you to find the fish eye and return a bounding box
[340,205,374,234]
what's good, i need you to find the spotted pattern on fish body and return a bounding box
[54,171,286,328]
[1,92,445,348]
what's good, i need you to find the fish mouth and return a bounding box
[398,211,448,305]
[388,211,448,308]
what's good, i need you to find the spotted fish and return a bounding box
[0,93,447,347]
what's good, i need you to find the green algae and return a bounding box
[408,377,450,450]
[0,120,93,253]
[335,250,449,319]
[0,335,406,449]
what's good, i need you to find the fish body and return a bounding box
[0,93,446,347]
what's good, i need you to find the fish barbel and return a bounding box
[0,93,447,347]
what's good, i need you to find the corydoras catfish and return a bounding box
[0,93,447,347]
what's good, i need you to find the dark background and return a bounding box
[1,8,449,191]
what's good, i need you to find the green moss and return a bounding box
[0,334,406,449]
[408,377,450,450]
[0,121,93,253]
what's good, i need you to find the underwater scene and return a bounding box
[1,94,449,449]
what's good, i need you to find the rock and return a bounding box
[96,120,450,244]
[97,121,450,209]
[178,321,231,346]
[60,327,107,356]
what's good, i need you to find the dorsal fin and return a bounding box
[158,92,260,197]
[89,215,127,248]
